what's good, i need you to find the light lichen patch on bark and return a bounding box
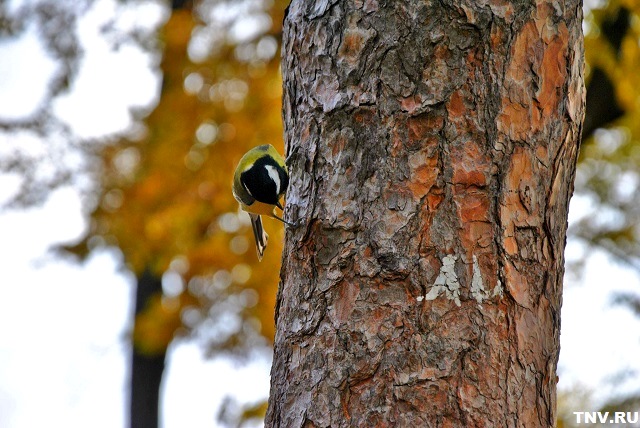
[470,254,488,304]
[420,254,461,306]
[418,254,502,306]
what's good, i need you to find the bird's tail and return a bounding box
[249,213,268,261]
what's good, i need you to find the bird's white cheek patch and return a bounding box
[265,165,281,194]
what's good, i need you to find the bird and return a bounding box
[232,144,292,261]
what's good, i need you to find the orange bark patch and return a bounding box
[340,31,365,58]
[504,260,530,307]
[458,222,497,280]
[455,191,490,223]
[472,222,494,248]
[504,236,518,256]
[408,150,439,199]
[331,129,349,157]
[507,22,541,84]
[537,30,568,117]
[497,99,531,142]
[334,280,361,324]
[455,191,494,258]
[460,383,485,410]
[535,144,548,164]
[447,87,479,134]
[515,303,551,370]
[407,114,443,145]
[451,140,489,187]
[501,146,543,259]
[338,26,376,67]
[504,147,535,219]
[504,148,533,213]
[353,108,374,125]
[497,18,568,141]
[447,90,465,118]
[427,191,444,211]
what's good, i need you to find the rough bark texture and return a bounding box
[268,1,584,427]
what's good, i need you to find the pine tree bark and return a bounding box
[268,1,584,427]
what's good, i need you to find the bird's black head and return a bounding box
[240,155,289,205]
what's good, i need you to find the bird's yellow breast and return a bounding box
[242,200,279,218]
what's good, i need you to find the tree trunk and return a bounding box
[130,270,165,428]
[267,1,584,427]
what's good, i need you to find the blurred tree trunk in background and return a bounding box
[130,270,164,428]
[128,2,190,427]
[582,6,628,140]
[268,1,584,426]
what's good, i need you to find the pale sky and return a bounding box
[0,0,639,427]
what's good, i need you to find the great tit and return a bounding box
[232,144,291,261]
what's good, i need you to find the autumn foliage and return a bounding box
[71,2,289,355]
[573,0,640,272]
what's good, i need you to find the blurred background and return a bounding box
[0,0,639,427]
